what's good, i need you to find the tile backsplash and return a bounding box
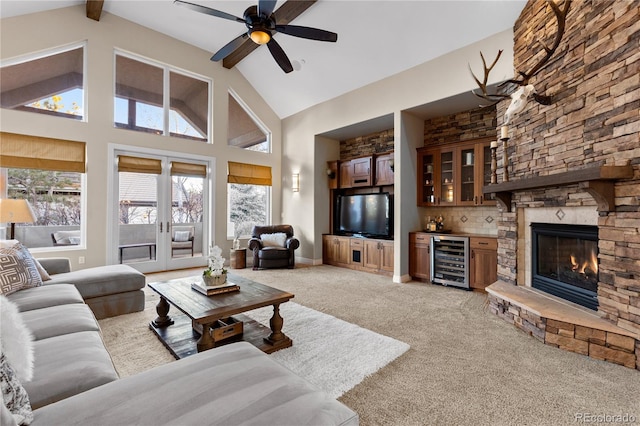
[419,206,498,236]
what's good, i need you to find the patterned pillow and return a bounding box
[0,352,33,426]
[0,241,49,282]
[260,232,287,248]
[0,243,43,295]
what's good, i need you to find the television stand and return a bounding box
[322,234,394,276]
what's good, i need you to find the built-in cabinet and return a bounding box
[409,232,431,282]
[323,234,394,276]
[329,152,393,190]
[409,232,497,290]
[417,138,494,207]
[469,236,498,290]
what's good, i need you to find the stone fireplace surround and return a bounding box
[483,0,639,371]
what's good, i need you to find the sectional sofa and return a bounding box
[0,247,359,425]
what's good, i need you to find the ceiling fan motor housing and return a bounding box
[244,5,275,44]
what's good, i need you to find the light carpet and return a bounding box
[244,302,409,399]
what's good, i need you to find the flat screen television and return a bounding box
[335,193,392,239]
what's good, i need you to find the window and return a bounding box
[114,52,210,142]
[227,162,271,238]
[1,44,85,120]
[0,132,86,249]
[228,91,270,153]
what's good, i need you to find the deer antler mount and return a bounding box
[469,0,571,124]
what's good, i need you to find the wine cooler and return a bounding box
[430,235,469,289]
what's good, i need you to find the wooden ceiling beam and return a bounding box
[222,0,317,70]
[86,0,104,21]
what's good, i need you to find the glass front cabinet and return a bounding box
[417,137,495,207]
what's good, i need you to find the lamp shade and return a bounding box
[0,199,37,224]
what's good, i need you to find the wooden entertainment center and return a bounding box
[324,151,394,277]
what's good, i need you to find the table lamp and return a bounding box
[0,199,37,240]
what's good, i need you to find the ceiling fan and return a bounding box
[175,0,338,73]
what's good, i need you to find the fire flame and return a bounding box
[570,250,598,275]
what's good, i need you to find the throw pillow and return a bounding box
[0,296,35,383]
[174,231,190,242]
[0,241,50,282]
[0,352,33,426]
[0,244,43,295]
[260,232,287,248]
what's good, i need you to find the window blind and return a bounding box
[0,132,86,173]
[117,155,162,174]
[227,161,272,186]
[170,161,206,177]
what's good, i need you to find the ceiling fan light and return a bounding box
[250,30,271,44]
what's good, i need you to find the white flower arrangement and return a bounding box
[203,244,226,277]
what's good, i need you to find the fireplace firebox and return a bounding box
[531,223,598,310]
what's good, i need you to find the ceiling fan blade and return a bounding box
[258,0,277,18]
[174,0,245,23]
[267,38,293,73]
[211,33,249,62]
[275,24,337,42]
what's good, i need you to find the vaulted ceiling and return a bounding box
[0,0,526,119]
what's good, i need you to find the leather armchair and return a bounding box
[248,225,299,270]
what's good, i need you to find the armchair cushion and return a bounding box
[173,231,190,242]
[260,232,287,247]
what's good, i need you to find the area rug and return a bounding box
[243,302,410,399]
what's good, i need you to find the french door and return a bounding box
[110,149,211,273]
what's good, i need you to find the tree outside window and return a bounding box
[228,183,268,238]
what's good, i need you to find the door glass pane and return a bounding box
[171,175,203,259]
[118,172,157,264]
[422,153,435,204]
[440,151,454,203]
[483,145,495,201]
[460,148,475,202]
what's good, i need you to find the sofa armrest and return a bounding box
[36,258,71,275]
[248,238,263,251]
[286,237,300,250]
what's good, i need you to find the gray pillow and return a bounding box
[0,243,43,295]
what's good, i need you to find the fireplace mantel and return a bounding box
[483,165,634,213]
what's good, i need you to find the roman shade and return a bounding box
[117,155,162,174]
[227,161,272,186]
[0,132,86,173]
[170,161,206,177]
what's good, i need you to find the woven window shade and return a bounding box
[171,161,206,177]
[0,132,86,173]
[118,155,162,174]
[227,161,272,186]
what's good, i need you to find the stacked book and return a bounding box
[191,281,240,296]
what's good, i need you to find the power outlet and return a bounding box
[78,256,85,264]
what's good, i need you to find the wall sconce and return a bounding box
[292,173,300,192]
[326,168,336,179]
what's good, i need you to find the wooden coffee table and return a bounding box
[148,274,294,359]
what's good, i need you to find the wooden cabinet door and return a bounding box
[457,143,477,206]
[322,235,334,264]
[375,153,394,186]
[417,148,438,206]
[335,236,351,265]
[339,161,352,188]
[409,233,431,281]
[437,148,456,205]
[379,240,394,272]
[351,157,372,187]
[363,240,381,270]
[469,237,497,290]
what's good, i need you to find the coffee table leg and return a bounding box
[264,303,288,345]
[151,296,174,328]
[197,323,214,352]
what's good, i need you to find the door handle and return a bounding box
[167,222,170,233]
[159,222,163,232]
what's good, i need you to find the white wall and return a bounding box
[0,6,281,270]
[281,30,515,272]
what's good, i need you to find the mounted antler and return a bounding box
[469,0,571,121]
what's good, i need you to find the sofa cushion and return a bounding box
[31,342,359,426]
[6,285,83,312]
[20,304,99,341]
[45,264,145,299]
[0,243,43,295]
[0,352,33,426]
[24,331,118,410]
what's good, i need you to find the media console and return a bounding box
[322,234,393,276]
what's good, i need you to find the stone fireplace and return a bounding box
[484,0,639,370]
